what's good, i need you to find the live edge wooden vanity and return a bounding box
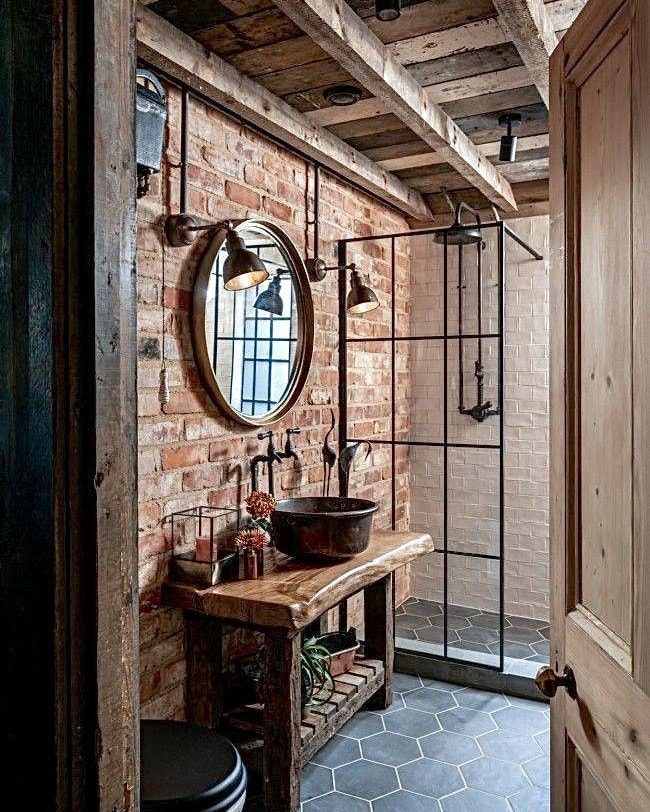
[162,529,433,812]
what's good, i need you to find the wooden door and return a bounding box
[548,0,650,809]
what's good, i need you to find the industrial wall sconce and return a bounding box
[306,260,380,314]
[376,0,402,20]
[164,214,269,291]
[498,113,522,162]
[254,272,284,316]
[136,69,167,199]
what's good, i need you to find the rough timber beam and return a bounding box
[273,0,518,213]
[492,0,559,107]
[135,4,431,221]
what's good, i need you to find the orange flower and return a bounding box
[234,526,269,552]
[245,490,276,519]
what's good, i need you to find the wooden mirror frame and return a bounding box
[192,219,314,427]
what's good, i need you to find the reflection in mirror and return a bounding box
[203,224,299,420]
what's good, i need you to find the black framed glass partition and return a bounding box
[338,221,543,674]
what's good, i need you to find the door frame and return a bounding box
[1,0,139,808]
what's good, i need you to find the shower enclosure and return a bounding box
[337,218,547,683]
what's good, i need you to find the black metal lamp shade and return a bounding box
[223,229,269,291]
[254,274,284,315]
[347,268,380,314]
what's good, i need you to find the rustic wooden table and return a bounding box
[162,529,434,812]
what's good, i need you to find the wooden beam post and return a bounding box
[492,0,559,107]
[273,0,518,212]
[363,575,394,709]
[136,4,431,221]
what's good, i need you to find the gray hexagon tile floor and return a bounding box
[296,673,550,812]
[395,598,550,675]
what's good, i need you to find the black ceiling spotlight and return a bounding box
[499,112,522,162]
[376,0,401,21]
[323,84,363,107]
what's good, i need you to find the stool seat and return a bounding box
[141,720,247,811]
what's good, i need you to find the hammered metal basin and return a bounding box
[271,496,378,560]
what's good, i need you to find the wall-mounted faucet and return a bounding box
[250,430,283,496]
[277,427,301,462]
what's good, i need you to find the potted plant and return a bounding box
[313,628,359,676]
[301,637,335,711]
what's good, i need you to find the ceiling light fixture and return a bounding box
[323,84,363,107]
[498,113,522,162]
[164,214,269,291]
[376,0,401,21]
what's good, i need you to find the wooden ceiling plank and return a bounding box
[378,133,550,171]
[423,178,549,219]
[492,0,558,106]
[136,3,431,220]
[273,0,517,211]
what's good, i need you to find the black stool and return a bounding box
[141,720,247,811]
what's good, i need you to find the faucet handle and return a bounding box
[286,427,301,437]
[257,430,274,441]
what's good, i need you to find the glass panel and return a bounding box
[447,337,500,447]
[394,339,444,443]
[344,238,392,340]
[446,555,500,668]
[346,340,392,442]
[448,447,500,557]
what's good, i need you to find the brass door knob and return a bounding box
[535,664,577,699]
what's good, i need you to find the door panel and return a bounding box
[578,32,633,647]
[550,0,650,809]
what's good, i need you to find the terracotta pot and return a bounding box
[244,550,258,580]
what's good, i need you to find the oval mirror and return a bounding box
[192,219,314,426]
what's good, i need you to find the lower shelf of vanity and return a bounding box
[225,657,385,769]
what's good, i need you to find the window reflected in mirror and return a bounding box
[204,224,299,419]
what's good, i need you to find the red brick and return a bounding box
[225,180,260,210]
[161,444,207,470]
[163,391,204,414]
[263,196,293,223]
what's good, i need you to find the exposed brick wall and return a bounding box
[408,217,550,621]
[137,86,410,719]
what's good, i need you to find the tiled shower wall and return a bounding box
[408,217,550,621]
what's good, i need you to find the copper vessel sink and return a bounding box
[271,496,378,560]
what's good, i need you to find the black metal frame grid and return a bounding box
[338,221,542,673]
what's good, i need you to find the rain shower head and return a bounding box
[434,199,483,245]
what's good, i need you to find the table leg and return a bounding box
[363,574,394,709]
[185,613,223,727]
[263,628,302,812]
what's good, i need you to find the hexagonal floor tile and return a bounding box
[534,730,550,756]
[419,729,481,765]
[532,640,550,657]
[509,785,550,812]
[302,791,370,811]
[440,788,512,812]
[370,693,405,715]
[338,711,384,740]
[477,729,543,763]
[334,760,398,801]
[360,731,420,767]
[397,615,432,631]
[416,626,458,644]
[523,755,550,789]
[392,673,423,693]
[384,707,441,738]
[488,641,536,659]
[430,615,472,631]
[374,790,441,811]
[300,763,333,802]
[458,626,500,646]
[311,734,361,768]
[405,599,442,617]
[404,687,457,714]
[492,706,548,736]
[438,706,496,737]
[398,757,464,799]
[504,627,544,645]
[455,688,509,713]
[468,614,502,631]
[420,678,460,692]
[461,757,531,797]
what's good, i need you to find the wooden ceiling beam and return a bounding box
[492,0,559,106]
[135,4,431,221]
[273,0,517,212]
